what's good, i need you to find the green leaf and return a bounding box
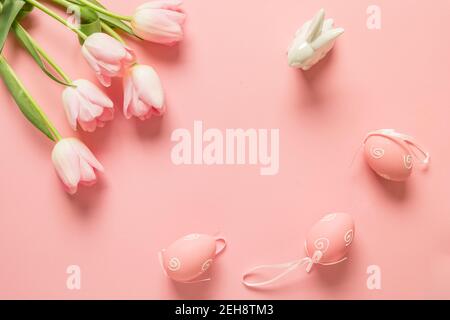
[0,0,25,53]
[16,2,34,21]
[78,7,101,43]
[79,18,101,41]
[0,55,56,141]
[12,22,72,86]
[88,0,134,35]
[78,4,98,23]
[96,11,135,37]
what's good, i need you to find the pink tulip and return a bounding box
[62,79,114,132]
[82,33,136,87]
[123,64,165,120]
[52,138,104,195]
[131,0,186,45]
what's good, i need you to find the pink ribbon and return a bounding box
[242,250,323,288]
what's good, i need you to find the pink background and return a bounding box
[1,0,450,299]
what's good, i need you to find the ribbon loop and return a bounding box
[242,257,313,288]
[214,237,227,256]
[158,250,168,277]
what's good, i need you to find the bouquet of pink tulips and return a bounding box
[0,0,185,194]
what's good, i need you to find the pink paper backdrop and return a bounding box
[1,0,450,299]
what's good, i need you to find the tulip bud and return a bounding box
[123,64,165,120]
[52,138,104,194]
[82,33,135,87]
[62,79,114,132]
[131,0,186,45]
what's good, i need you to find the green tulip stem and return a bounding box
[77,0,131,21]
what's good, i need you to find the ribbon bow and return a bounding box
[242,250,324,288]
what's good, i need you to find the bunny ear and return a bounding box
[311,27,344,50]
[322,18,335,32]
[305,8,325,42]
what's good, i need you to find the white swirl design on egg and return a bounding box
[168,257,181,271]
[321,213,337,222]
[371,147,385,159]
[184,234,200,241]
[201,259,213,272]
[344,229,354,247]
[403,155,413,169]
[314,238,330,253]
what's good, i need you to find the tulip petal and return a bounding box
[82,46,101,74]
[138,9,183,35]
[52,140,81,194]
[136,0,183,11]
[99,108,114,122]
[163,9,186,24]
[141,111,153,121]
[79,157,97,184]
[132,7,184,44]
[133,65,164,110]
[79,120,97,132]
[84,33,128,63]
[124,47,136,64]
[69,138,104,172]
[152,105,165,116]
[96,60,122,76]
[123,75,134,119]
[79,100,103,123]
[97,73,112,87]
[83,33,137,85]
[84,100,104,118]
[74,79,113,109]
[82,47,112,87]
[135,98,151,119]
[62,87,80,131]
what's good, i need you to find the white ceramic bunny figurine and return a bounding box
[288,9,344,70]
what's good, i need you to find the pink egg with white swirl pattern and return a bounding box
[242,213,356,287]
[305,213,355,266]
[363,129,430,182]
[159,233,226,283]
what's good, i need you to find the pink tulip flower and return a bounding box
[52,138,104,195]
[62,79,114,132]
[123,64,165,120]
[131,0,186,45]
[82,33,136,87]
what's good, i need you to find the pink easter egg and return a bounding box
[160,233,226,282]
[364,134,412,182]
[305,213,355,265]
